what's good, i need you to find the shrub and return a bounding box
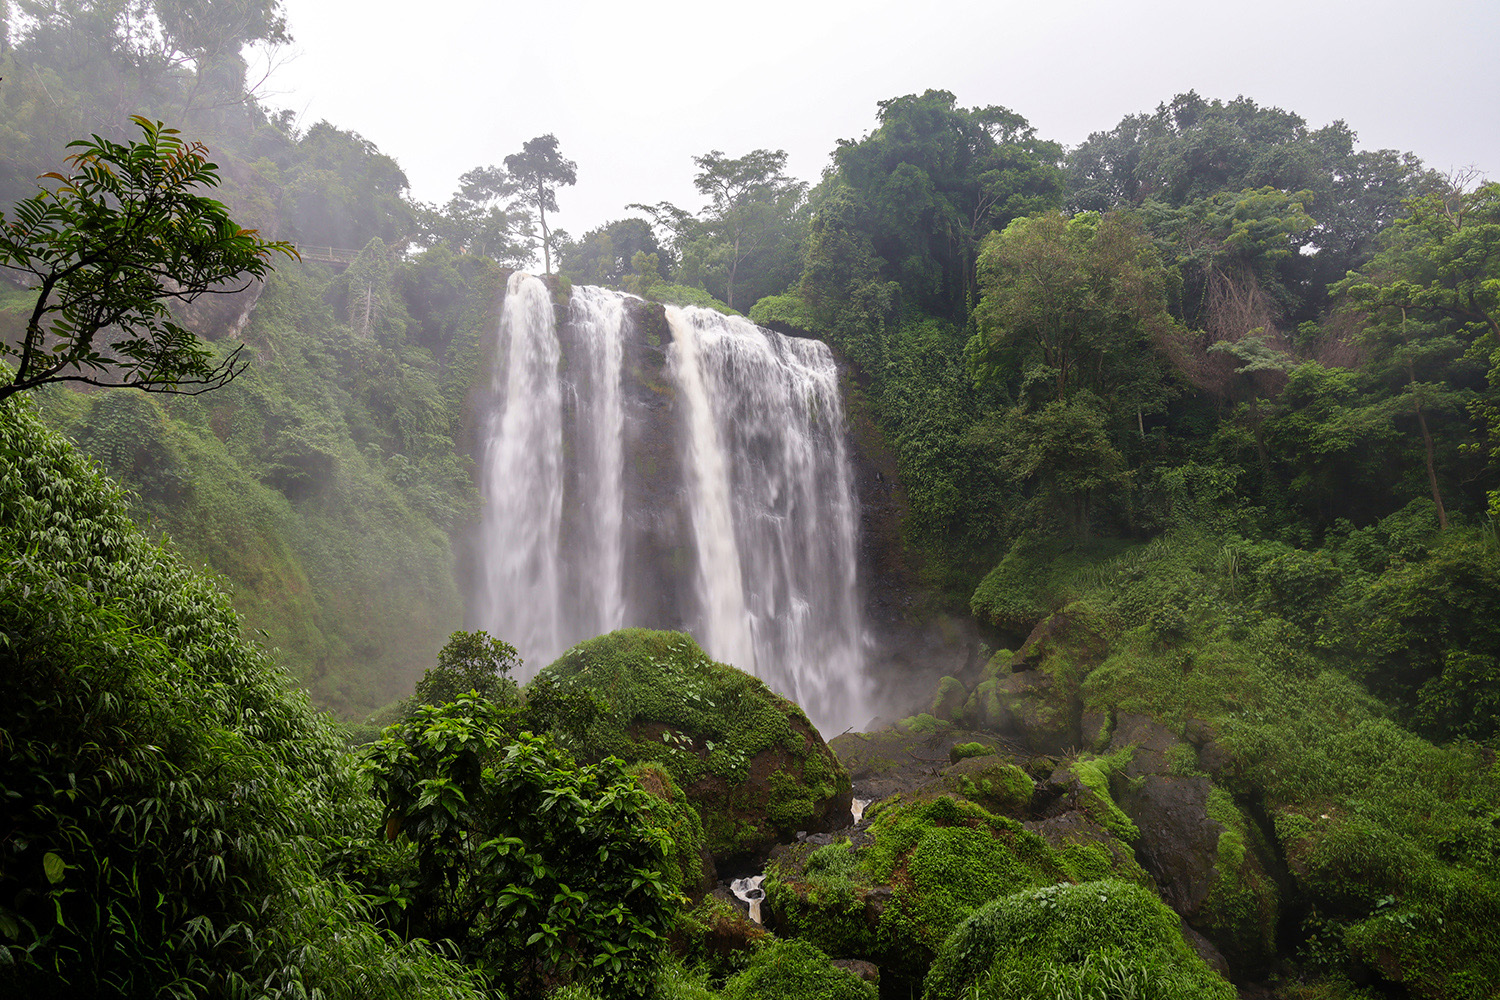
[0,396,483,999]
[923,881,1236,1000]
[366,703,676,998]
[720,937,875,1000]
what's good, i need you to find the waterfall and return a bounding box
[473,281,868,734]
[475,273,565,661]
[667,306,867,734]
[666,308,754,672]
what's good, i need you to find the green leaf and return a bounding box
[43,852,65,884]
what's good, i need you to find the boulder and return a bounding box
[1104,714,1281,976]
[528,629,852,867]
[994,670,1077,753]
[933,755,1034,817]
[929,675,968,722]
[959,677,1012,731]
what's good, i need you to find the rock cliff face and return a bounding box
[609,297,697,630]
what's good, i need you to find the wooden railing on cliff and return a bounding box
[295,246,362,267]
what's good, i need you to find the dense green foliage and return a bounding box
[0,395,484,999]
[5,4,1499,994]
[989,526,1500,995]
[0,117,296,400]
[719,937,874,1000]
[411,630,522,711]
[18,237,509,713]
[365,703,676,997]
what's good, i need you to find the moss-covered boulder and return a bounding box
[922,881,1237,1000]
[529,629,851,864]
[766,794,1147,981]
[936,755,1034,817]
[1103,715,1281,975]
[674,894,768,985]
[929,676,969,722]
[959,676,1010,730]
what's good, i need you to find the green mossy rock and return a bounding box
[922,881,1237,1000]
[930,676,969,722]
[993,670,1077,753]
[1199,787,1280,974]
[529,629,852,864]
[768,794,1144,981]
[675,895,769,985]
[948,741,995,764]
[938,756,1033,817]
[959,677,1011,730]
[629,763,714,901]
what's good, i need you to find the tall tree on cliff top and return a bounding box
[504,134,576,275]
[690,149,807,310]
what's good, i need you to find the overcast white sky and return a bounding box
[259,0,1499,239]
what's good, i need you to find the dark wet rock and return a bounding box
[862,885,894,925]
[1109,711,1185,778]
[832,959,879,983]
[1179,917,1232,980]
[1081,708,1112,751]
[1118,773,1222,918]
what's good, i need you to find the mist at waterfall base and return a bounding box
[472,273,870,735]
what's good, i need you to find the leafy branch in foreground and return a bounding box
[0,116,297,402]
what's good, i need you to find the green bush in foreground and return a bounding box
[721,937,875,1000]
[366,700,676,998]
[923,881,1235,1000]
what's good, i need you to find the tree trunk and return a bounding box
[1413,394,1449,530]
[727,235,739,310]
[539,199,551,275]
[1403,311,1448,529]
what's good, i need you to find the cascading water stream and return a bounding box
[667,306,867,733]
[474,275,629,672]
[566,286,627,637]
[666,307,754,672]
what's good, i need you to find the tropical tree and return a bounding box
[504,134,576,274]
[0,117,296,402]
[1340,181,1500,516]
[686,148,807,310]
[968,211,1178,424]
[822,90,1066,319]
